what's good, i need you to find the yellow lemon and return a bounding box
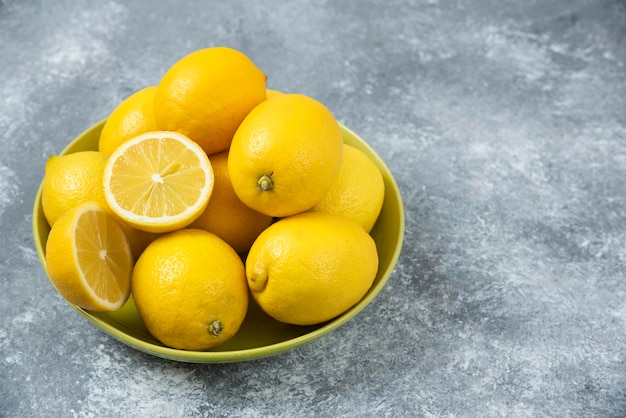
[265,88,283,99]
[309,144,385,232]
[103,131,214,233]
[41,151,110,227]
[45,203,133,311]
[132,229,248,350]
[119,223,159,260]
[246,212,378,325]
[154,47,267,155]
[98,86,160,156]
[228,93,343,217]
[190,151,273,254]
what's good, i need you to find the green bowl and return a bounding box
[32,120,405,363]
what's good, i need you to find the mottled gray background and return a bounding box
[2,0,626,416]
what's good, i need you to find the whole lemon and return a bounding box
[309,144,385,232]
[265,88,283,99]
[228,93,343,217]
[132,229,248,350]
[41,151,110,226]
[98,86,160,155]
[246,212,378,325]
[121,223,159,261]
[190,151,273,254]
[154,47,267,155]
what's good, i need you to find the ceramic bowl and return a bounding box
[32,120,405,363]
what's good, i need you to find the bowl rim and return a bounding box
[32,120,405,363]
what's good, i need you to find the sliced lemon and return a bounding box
[45,203,134,312]
[103,131,214,233]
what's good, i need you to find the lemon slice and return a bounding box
[45,203,133,312]
[103,131,214,233]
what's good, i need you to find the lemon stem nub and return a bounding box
[257,174,273,191]
[208,320,223,336]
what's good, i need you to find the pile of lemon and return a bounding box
[42,47,385,351]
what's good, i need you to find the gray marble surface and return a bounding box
[2,0,626,416]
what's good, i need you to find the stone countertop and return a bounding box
[2,0,625,416]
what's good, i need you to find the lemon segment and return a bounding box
[103,131,214,233]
